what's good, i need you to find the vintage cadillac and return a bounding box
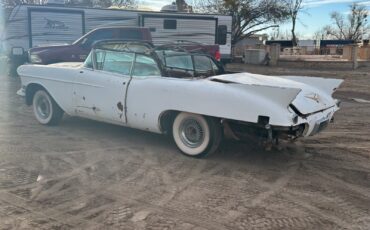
[17,41,343,157]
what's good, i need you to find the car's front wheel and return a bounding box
[32,90,63,125]
[172,112,222,158]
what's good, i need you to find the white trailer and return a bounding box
[2,4,232,62]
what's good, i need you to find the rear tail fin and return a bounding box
[280,76,343,95]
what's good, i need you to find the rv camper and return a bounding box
[2,2,232,68]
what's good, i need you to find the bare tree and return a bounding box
[110,0,137,9]
[284,0,303,46]
[176,0,193,13]
[193,0,289,44]
[0,0,138,9]
[269,28,292,40]
[324,3,369,41]
[1,0,47,8]
[67,0,93,7]
[313,27,330,40]
[269,27,281,40]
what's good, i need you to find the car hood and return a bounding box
[47,62,83,68]
[209,72,343,115]
[29,44,73,53]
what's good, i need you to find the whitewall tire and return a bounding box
[32,90,63,125]
[172,112,222,157]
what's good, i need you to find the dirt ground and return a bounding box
[0,61,369,229]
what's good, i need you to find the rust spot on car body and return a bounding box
[117,102,124,111]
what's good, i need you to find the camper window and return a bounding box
[163,20,177,30]
[217,25,227,45]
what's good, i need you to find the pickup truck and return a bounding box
[28,27,152,65]
[27,27,221,65]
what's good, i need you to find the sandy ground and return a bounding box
[0,61,369,229]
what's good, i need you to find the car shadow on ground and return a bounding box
[60,115,308,165]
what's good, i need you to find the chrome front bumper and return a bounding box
[17,87,25,97]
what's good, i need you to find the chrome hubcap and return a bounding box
[179,118,204,148]
[36,96,51,120]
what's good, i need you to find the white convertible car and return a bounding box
[17,41,343,157]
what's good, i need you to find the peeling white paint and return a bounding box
[17,63,343,138]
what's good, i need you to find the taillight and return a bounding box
[215,50,221,61]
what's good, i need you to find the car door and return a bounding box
[125,53,164,131]
[163,53,195,78]
[193,55,215,77]
[73,49,134,123]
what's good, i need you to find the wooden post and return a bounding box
[270,44,280,66]
[342,45,352,60]
[351,45,358,69]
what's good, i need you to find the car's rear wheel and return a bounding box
[172,112,222,158]
[33,90,63,125]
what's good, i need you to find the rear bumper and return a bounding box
[301,106,337,137]
[227,105,338,143]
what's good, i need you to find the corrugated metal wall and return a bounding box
[83,9,137,33]
[30,11,84,46]
[4,5,29,51]
[4,5,232,57]
[143,17,216,45]
[4,5,139,52]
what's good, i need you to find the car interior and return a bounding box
[85,41,225,79]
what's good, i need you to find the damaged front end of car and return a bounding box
[223,117,306,150]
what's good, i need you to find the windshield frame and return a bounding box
[88,46,165,77]
[86,41,224,79]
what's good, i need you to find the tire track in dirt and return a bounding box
[275,159,370,229]
[0,166,39,189]
[287,189,370,227]
[282,191,355,229]
[99,187,228,230]
[80,154,230,230]
[153,160,227,207]
[304,164,370,199]
[0,191,78,228]
[230,215,327,230]
[248,163,300,207]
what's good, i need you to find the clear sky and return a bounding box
[140,0,370,39]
